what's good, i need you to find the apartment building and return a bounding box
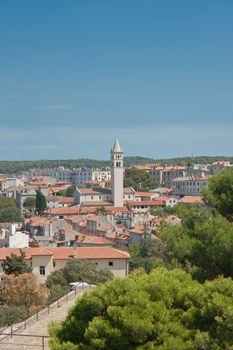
[150,166,187,187]
[172,176,209,196]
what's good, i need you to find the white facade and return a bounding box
[56,168,111,185]
[172,176,209,196]
[111,138,124,207]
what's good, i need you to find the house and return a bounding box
[47,196,74,208]
[0,247,130,283]
[150,166,187,187]
[128,226,146,248]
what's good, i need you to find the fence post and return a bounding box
[42,336,45,350]
[24,319,27,329]
[10,324,13,339]
[48,304,50,314]
[37,306,39,321]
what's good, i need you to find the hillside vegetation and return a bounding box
[0,156,232,174]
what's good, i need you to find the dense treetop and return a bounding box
[3,251,32,275]
[124,169,157,191]
[0,195,21,222]
[49,268,233,350]
[203,167,233,219]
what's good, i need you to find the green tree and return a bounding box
[0,195,21,222]
[49,268,233,350]
[65,185,77,197]
[129,238,164,272]
[96,206,108,215]
[23,196,36,210]
[159,204,233,281]
[3,250,32,275]
[0,305,27,326]
[46,259,113,302]
[203,167,233,219]
[124,169,157,191]
[35,189,47,214]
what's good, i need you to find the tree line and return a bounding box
[0,156,232,174]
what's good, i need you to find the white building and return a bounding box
[172,176,209,196]
[8,224,29,248]
[56,167,111,185]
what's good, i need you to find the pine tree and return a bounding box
[35,189,47,214]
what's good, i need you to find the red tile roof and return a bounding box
[179,196,203,204]
[0,247,130,260]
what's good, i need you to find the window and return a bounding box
[39,266,45,275]
[108,261,113,266]
[53,261,56,268]
[95,262,98,266]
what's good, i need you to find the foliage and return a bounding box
[55,190,66,196]
[96,206,109,215]
[0,156,232,175]
[49,268,233,350]
[203,167,233,219]
[0,305,27,326]
[124,169,157,191]
[159,204,233,281]
[150,206,176,217]
[65,185,77,197]
[3,251,32,275]
[23,196,36,209]
[0,195,21,222]
[1,273,49,316]
[48,285,70,304]
[129,238,164,272]
[35,189,47,214]
[46,259,113,302]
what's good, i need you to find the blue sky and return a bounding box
[0,0,233,160]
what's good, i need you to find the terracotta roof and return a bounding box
[123,187,135,194]
[128,226,145,234]
[31,247,53,256]
[0,247,130,260]
[75,234,113,245]
[76,247,130,259]
[79,188,102,195]
[135,192,156,197]
[179,196,203,204]
[127,201,165,207]
[81,201,113,207]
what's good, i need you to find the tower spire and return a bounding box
[113,137,122,153]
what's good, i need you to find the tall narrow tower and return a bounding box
[111,137,123,207]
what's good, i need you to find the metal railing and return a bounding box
[0,283,93,347]
[0,333,49,349]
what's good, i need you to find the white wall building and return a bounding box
[172,176,209,196]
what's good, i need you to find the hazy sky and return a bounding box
[0,0,233,160]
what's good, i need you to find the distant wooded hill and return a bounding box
[0,156,232,174]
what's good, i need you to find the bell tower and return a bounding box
[111,137,123,207]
